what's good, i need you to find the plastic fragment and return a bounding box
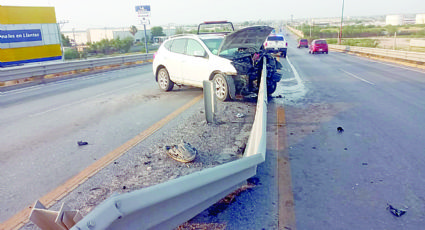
[387,204,407,217]
[77,141,88,146]
[236,113,246,118]
[164,142,197,163]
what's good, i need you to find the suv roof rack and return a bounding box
[197,21,234,35]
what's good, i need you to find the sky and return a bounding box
[1,0,424,31]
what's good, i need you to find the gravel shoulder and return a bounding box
[22,97,256,229]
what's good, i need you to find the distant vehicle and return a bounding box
[309,39,328,54]
[264,35,288,58]
[152,23,282,101]
[297,39,309,48]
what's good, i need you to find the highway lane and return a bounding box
[0,65,202,222]
[277,33,425,229]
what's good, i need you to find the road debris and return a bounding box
[387,204,407,217]
[77,141,88,146]
[337,127,344,133]
[236,113,246,118]
[362,162,368,165]
[164,142,198,163]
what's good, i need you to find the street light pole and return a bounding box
[339,0,345,45]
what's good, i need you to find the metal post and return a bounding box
[144,24,148,53]
[203,80,216,124]
[309,19,312,37]
[339,0,345,45]
[57,23,64,61]
[393,32,397,50]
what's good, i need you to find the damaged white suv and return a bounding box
[153,22,282,101]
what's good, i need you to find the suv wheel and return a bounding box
[213,73,230,101]
[268,81,277,95]
[157,67,174,91]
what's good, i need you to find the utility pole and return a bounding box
[144,22,149,53]
[393,32,397,50]
[339,0,345,45]
[57,20,69,61]
[310,18,312,37]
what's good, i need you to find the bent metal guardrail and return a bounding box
[70,58,268,230]
[0,53,153,83]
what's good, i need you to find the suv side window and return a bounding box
[170,38,186,54]
[186,39,207,57]
[163,40,173,50]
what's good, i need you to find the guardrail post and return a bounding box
[203,80,216,124]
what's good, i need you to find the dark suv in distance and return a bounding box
[309,39,328,54]
[297,39,308,48]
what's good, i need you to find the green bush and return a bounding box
[64,49,79,60]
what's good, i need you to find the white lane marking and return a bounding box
[286,56,303,84]
[339,69,376,86]
[29,84,139,117]
[335,51,425,75]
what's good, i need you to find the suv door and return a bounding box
[181,38,210,87]
[167,38,187,83]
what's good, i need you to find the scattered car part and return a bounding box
[236,113,245,118]
[77,141,88,146]
[164,142,198,163]
[337,127,344,133]
[387,204,407,217]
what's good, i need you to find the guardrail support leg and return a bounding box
[203,80,216,124]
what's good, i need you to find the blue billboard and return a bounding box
[0,29,42,43]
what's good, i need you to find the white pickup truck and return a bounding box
[264,34,288,58]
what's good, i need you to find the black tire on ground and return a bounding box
[326,51,329,54]
[213,73,230,101]
[282,52,287,58]
[309,51,311,54]
[157,67,174,91]
[268,81,277,95]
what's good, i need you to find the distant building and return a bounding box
[62,30,88,45]
[386,15,404,25]
[416,14,425,24]
[62,25,176,45]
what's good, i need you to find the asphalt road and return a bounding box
[276,33,425,229]
[0,65,202,222]
[2,34,425,229]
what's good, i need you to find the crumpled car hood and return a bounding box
[218,26,273,54]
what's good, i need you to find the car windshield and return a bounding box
[200,37,224,55]
[315,40,327,44]
[267,36,284,41]
[301,39,308,42]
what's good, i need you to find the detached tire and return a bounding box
[157,67,174,91]
[268,81,277,95]
[213,73,230,101]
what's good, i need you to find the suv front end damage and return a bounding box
[216,26,282,99]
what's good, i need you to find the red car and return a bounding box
[297,39,308,48]
[309,39,328,54]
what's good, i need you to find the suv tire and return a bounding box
[213,73,230,101]
[157,67,174,91]
[268,81,277,95]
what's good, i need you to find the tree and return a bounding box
[129,25,138,36]
[61,34,71,46]
[175,27,185,35]
[151,26,166,39]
